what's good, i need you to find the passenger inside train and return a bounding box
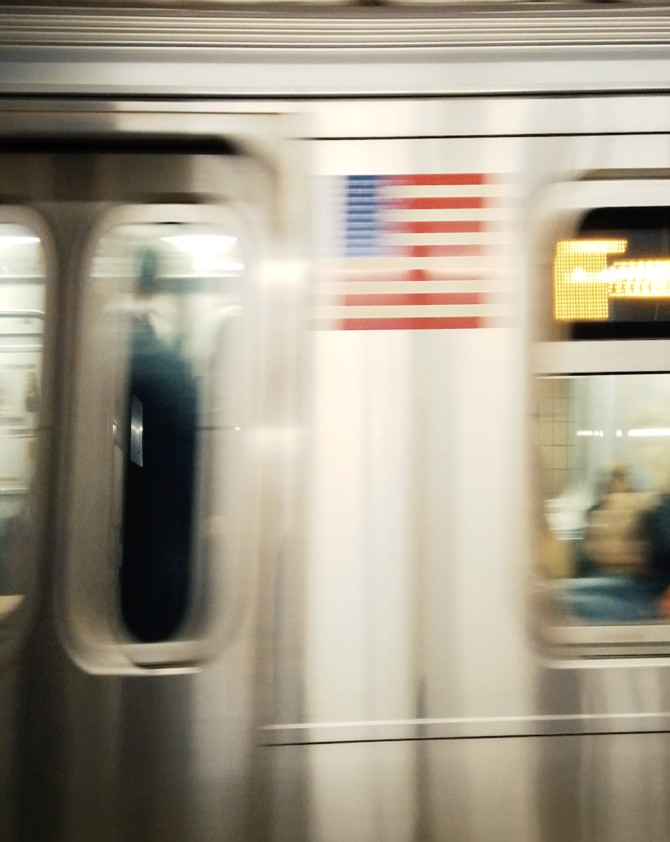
[120,247,197,643]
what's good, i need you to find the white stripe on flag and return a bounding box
[389,232,511,246]
[313,304,504,319]
[383,208,509,222]
[382,183,509,199]
[318,280,498,295]
[322,257,509,272]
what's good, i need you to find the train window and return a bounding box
[0,223,47,660]
[537,374,670,620]
[96,224,243,644]
[64,208,246,670]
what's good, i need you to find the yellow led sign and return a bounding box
[554,240,626,320]
[554,239,670,320]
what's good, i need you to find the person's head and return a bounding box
[137,248,159,298]
[608,462,632,495]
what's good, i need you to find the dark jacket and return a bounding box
[120,316,197,642]
[643,494,670,594]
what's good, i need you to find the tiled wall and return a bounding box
[536,378,576,498]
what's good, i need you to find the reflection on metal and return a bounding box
[0,236,38,245]
[260,260,307,288]
[0,310,44,320]
[0,594,23,620]
[533,339,670,375]
[250,426,302,449]
[0,346,42,353]
[0,485,29,495]
[129,395,143,468]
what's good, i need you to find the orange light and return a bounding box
[554,239,670,320]
[554,240,627,321]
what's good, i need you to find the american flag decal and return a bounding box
[313,173,512,330]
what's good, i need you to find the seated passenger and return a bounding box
[583,464,647,575]
[574,469,610,577]
[564,465,658,622]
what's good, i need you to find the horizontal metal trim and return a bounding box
[260,712,670,745]
[3,5,670,50]
[532,340,670,374]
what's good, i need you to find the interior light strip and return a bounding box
[0,236,40,246]
[628,428,670,438]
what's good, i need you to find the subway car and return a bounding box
[3,2,670,841]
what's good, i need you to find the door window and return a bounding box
[0,224,46,651]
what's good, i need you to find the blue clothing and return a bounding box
[566,493,670,623]
[565,576,659,622]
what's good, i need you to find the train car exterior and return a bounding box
[2,4,670,842]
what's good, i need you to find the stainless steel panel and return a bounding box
[262,130,670,766]
[264,732,670,842]
[533,341,670,375]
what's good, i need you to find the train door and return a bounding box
[0,109,307,842]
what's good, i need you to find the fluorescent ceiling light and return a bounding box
[0,236,39,245]
[193,256,243,273]
[161,235,237,254]
[628,428,670,438]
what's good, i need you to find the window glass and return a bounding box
[91,223,243,643]
[0,224,45,641]
[537,373,670,625]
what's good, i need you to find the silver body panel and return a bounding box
[2,5,670,841]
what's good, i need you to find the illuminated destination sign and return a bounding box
[554,239,670,321]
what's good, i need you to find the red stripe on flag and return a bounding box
[340,292,482,307]
[386,174,486,187]
[406,271,486,282]
[387,220,482,234]
[318,271,487,283]
[385,196,485,210]
[408,244,484,258]
[339,317,484,330]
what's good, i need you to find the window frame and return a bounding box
[59,202,255,673]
